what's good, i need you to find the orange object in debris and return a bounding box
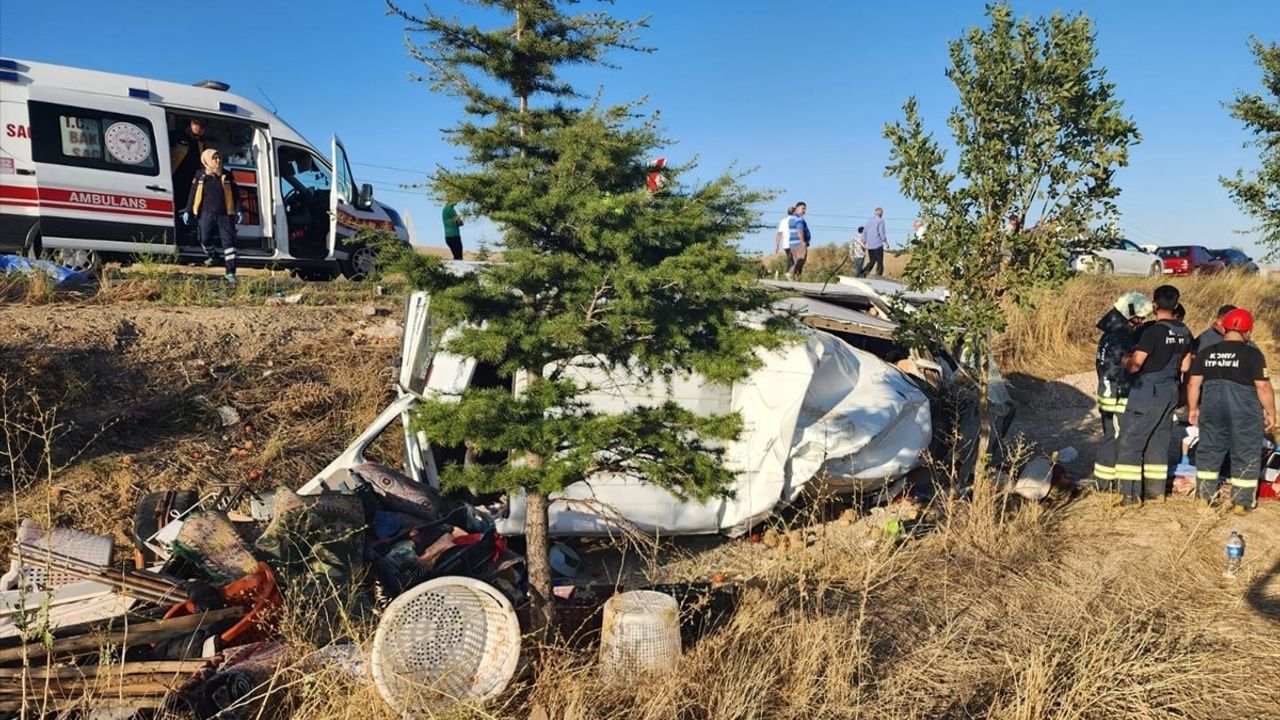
[164,561,282,647]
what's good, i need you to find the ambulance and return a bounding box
[0,58,410,279]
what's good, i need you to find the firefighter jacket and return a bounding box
[1095,308,1138,412]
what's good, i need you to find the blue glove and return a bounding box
[236,212,244,224]
[182,211,190,225]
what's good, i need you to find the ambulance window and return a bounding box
[29,101,159,176]
[277,145,330,195]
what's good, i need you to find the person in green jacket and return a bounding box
[442,204,463,260]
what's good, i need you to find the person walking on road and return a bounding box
[787,202,810,281]
[1093,291,1152,493]
[1187,308,1275,514]
[442,203,464,260]
[184,149,242,282]
[1114,284,1194,506]
[863,207,888,277]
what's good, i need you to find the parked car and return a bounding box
[1208,248,1260,274]
[1069,238,1164,276]
[1155,245,1226,276]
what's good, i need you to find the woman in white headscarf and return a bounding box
[183,148,243,281]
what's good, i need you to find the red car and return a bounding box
[1155,245,1226,276]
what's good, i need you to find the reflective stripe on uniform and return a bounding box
[1097,396,1128,413]
[1228,477,1259,489]
[1143,464,1168,479]
[1093,464,1116,480]
[1115,464,1143,481]
[1197,470,1221,481]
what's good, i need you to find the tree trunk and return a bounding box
[523,486,557,637]
[973,333,993,485]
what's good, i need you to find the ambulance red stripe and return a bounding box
[0,186,40,201]
[38,200,172,219]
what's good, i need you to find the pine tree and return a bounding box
[884,3,1139,475]
[386,0,785,633]
[1221,37,1280,256]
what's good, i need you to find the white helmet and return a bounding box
[1114,291,1153,320]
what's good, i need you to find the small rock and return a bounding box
[217,406,241,427]
[361,304,385,317]
[283,293,303,305]
[356,320,402,341]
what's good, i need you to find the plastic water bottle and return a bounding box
[1225,531,1245,577]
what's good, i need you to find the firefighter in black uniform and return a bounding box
[1187,308,1276,514]
[183,149,242,281]
[1093,292,1152,492]
[1114,285,1194,506]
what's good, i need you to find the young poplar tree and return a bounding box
[1221,37,1280,256]
[385,1,783,632]
[884,3,1139,475]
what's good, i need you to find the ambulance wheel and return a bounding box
[340,245,377,281]
[23,227,42,259]
[48,248,102,277]
[1148,261,1163,276]
[1095,258,1113,275]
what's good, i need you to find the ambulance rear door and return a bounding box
[26,86,174,254]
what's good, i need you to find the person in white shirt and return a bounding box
[913,219,926,242]
[851,226,866,277]
[775,206,795,276]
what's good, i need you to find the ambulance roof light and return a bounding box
[219,102,239,114]
[128,87,151,99]
[0,59,17,70]
[0,71,18,83]
[193,80,230,91]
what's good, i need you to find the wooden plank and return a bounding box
[0,606,241,665]
[0,659,202,679]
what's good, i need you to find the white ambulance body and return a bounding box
[0,58,409,279]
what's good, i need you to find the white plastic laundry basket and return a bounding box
[598,590,682,684]
[371,576,520,716]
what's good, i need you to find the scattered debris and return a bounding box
[0,254,91,287]
[599,590,682,685]
[216,406,242,428]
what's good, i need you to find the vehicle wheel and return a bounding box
[22,226,42,259]
[340,244,377,281]
[1148,262,1162,276]
[131,489,199,564]
[294,268,339,282]
[1096,259,1114,275]
[47,248,102,276]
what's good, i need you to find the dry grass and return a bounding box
[998,273,1280,380]
[3,272,1279,718]
[488,484,1280,720]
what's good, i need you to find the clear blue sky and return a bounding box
[2,1,1277,256]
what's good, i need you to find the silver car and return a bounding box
[1071,238,1164,276]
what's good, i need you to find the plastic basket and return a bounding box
[599,590,682,684]
[371,576,520,715]
[13,519,114,590]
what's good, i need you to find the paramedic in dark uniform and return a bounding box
[184,149,242,282]
[1093,291,1152,492]
[1114,285,1194,506]
[170,117,205,227]
[1187,308,1276,514]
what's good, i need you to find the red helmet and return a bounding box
[1222,308,1254,333]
